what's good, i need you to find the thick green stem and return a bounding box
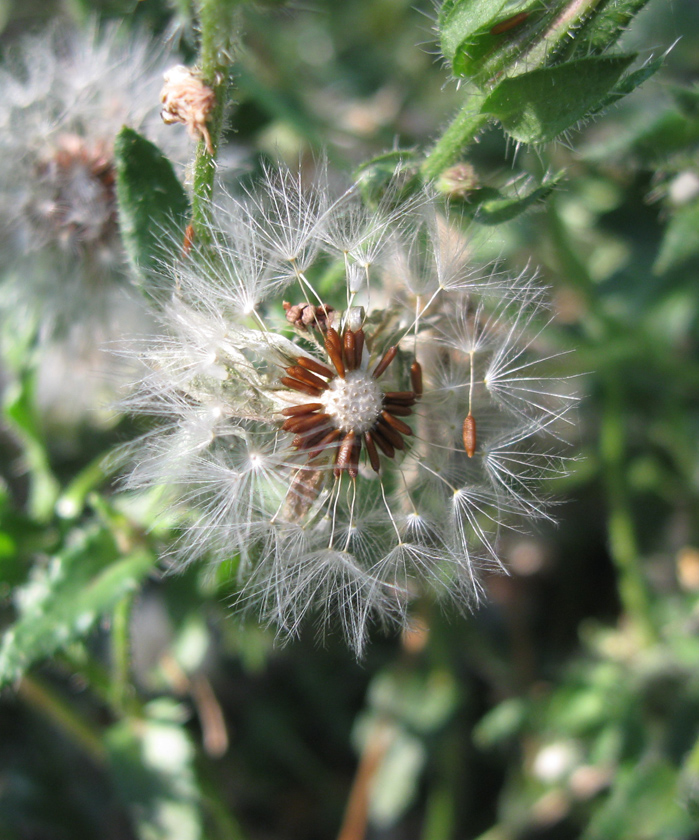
[18,675,107,765]
[421,102,489,181]
[111,593,134,715]
[601,373,658,644]
[191,0,243,244]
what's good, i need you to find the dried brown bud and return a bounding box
[161,65,216,155]
[283,301,335,333]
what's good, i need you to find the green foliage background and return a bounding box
[2,0,699,838]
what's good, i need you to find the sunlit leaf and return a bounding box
[0,526,156,687]
[483,55,635,143]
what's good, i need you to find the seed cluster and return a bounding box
[280,325,422,478]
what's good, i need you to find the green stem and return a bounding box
[111,593,134,715]
[421,102,490,181]
[600,372,657,644]
[18,675,106,765]
[191,0,244,244]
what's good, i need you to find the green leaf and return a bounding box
[482,54,636,143]
[473,698,528,748]
[584,756,694,840]
[563,0,652,60]
[590,55,664,115]
[0,526,156,687]
[114,127,190,282]
[439,0,543,81]
[654,198,699,275]
[3,371,59,521]
[107,700,202,840]
[454,171,565,224]
[355,150,421,207]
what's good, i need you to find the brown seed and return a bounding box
[282,412,331,434]
[410,361,423,397]
[293,425,333,450]
[364,431,381,473]
[348,435,361,478]
[383,391,417,405]
[285,365,327,390]
[334,431,356,478]
[373,346,397,379]
[376,417,405,450]
[280,376,323,397]
[381,410,413,437]
[343,329,356,371]
[463,412,477,458]
[354,329,365,368]
[308,428,342,460]
[281,403,324,417]
[324,328,345,378]
[382,403,413,417]
[296,357,334,379]
[371,426,396,458]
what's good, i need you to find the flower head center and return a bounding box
[321,370,384,434]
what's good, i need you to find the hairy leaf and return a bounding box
[0,527,155,687]
[482,54,635,143]
[115,127,190,281]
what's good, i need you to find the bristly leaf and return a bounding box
[451,171,565,224]
[561,0,653,60]
[115,127,190,282]
[588,54,664,116]
[0,526,156,687]
[439,0,544,82]
[482,55,635,144]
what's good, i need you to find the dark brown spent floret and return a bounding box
[280,376,323,397]
[285,365,328,391]
[371,426,396,458]
[382,403,413,417]
[410,361,423,397]
[334,431,356,478]
[463,412,477,458]
[380,410,413,437]
[296,356,334,379]
[383,391,417,405]
[294,424,334,450]
[307,428,342,460]
[376,417,405,450]
[282,412,331,434]
[364,431,381,472]
[281,402,324,417]
[373,346,397,379]
[348,435,361,478]
[324,328,346,378]
[343,329,356,371]
[354,329,365,368]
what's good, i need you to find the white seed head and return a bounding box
[123,163,577,655]
[321,370,384,434]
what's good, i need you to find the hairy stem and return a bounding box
[421,102,489,181]
[111,593,134,715]
[191,0,243,244]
